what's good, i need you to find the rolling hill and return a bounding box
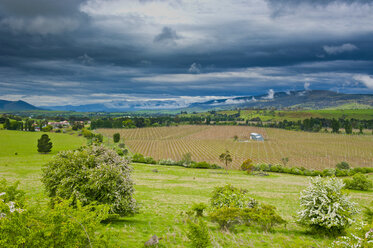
[0,100,40,111]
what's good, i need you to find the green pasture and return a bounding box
[0,130,372,247]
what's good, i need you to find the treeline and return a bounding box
[252,117,373,133]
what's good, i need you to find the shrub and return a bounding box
[336,162,350,170]
[113,133,120,143]
[144,156,156,164]
[343,173,373,191]
[0,179,25,208]
[187,218,211,248]
[0,198,110,247]
[42,145,138,216]
[269,165,282,173]
[241,159,254,173]
[240,203,286,231]
[331,222,373,248]
[297,177,358,235]
[335,169,349,177]
[210,185,257,210]
[209,207,242,230]
[192,203,208,217]
[158,158,180,166]
[322,168,336,177]
[190,161,221,169]
[180,152,193,167]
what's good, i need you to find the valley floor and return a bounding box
[0,130,372,247]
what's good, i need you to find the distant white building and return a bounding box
[250,133,264,141]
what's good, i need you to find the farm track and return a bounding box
[98,125,373,169]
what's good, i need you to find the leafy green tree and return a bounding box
[42,145,138,216]
[3,118,10,129]
[344,120,352,134]
[113,133,120,143]
[219,150,232,168]
[37,134,52,153]
[331,119,340,133]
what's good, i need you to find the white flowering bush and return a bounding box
[297,177,358,234]
[42,145,138,216]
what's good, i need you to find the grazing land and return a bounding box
[99,125,373,170]
[0,130,372,247]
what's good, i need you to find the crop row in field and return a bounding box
[99,125,373,169]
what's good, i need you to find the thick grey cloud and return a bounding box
[0,0,372,106]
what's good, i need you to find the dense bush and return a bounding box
[113,133,120,143]
[209,203,285,231]
[210,185,257,210]
[189,161,221,169]
[297,177,358,235]
[241,159,255,173]
[343,173,373,191]
[42,145,138,216]
[240,203,286,231]
[158,158,181,166]
[132,153,156,164]
[192,203,208,217]
[336,162,350,170]
[186,218,211,248]
[37,134,53,153]
[209,207,242,230]
[0,179,110,247]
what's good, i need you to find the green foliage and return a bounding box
[331,119,340,133]
[189,161,221,169]
[192,203,208,217]
[181,152,192,167]
[42,145,138,216]
[344,173,373,191]
[113,133,120,143]
[336,162,350,170]
[210,185,257,210]
[42,125,53,132]
[186,218,211,248]
[219,150,232,168]
[37,134,53,153]
[331,222,373,248]
[209,207,242,230]
[297,177,358,235]
[0,179,25,207]
[241,159,254,173]
[240,203,286,231]
[363,201,373,224]
[132,153,156,164]
[0,197,110,248]
[344,120,352,134]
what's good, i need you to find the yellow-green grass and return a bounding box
[0,130,372,247]
[0,130,86,196]
[98,125,373,170]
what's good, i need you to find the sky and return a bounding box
[0,0,373,108]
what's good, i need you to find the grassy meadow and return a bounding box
[99,125,373,170]
[0,129,372,247]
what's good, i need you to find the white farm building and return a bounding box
[250,133,264,141]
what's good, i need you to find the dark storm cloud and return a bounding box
[153,27,180,44]
[0,0,373,106]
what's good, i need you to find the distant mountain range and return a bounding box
[1,90,373,112]
[0,100,40,111]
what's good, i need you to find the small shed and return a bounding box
[250,133,264,141]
